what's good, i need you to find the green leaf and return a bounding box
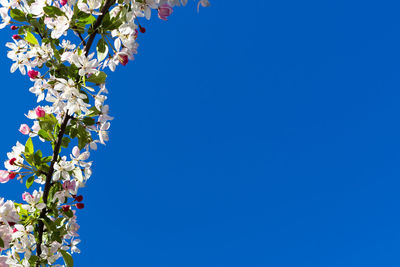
[17,25,28,35]
[25,138,34,155]
[40,163,50,174]
[0,236,4,248]
[38,129,52,141]
[60,250,73,267]
[42,156,53,162]
[88,106,101,117]
[41,217,54,231]
[82,117,95,126]
[39,121,52,132]
[10,9,26,22]
[25,31,39,45]
[33,150,42,165]
[19,206,28,216]
[28,255,39,265]
[102,12,123,31]
[26,176,34,189]
[86,71,107,84]
[52,230,62,243]
[96,38,108,62]
[49,182,62,203]
[43,6,65,17]
[51,42,61,62]
[64,208,73,218]
[76,124,91,150]
[39,114,58,133]
[79,14,96,25]
[61,137,71,148]
[69,126,78,139]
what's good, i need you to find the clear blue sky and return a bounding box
[2,0,400,266]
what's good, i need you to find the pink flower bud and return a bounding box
[10,25,18,30]
[22,192,32,201]
[12,34,20,40]
[118,55,129,66]
[28,70,39,79]
[35,106,45,118]
[60,0,67,6]
[0,170,9,183]
[158,3,173,21]
[13,228,17,233]
[19,124,30,135]
[63,180,76,191]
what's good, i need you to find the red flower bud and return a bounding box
[28,70,39,79]
[62,205,70,212]
[74,195,83,202]
[118,54,129,66]
[35,106,46,118]
[76,203,84,209]
[8,172,16,179]
[9,158,16,165]
[10,25,18,30]
[12,34,21,40]
[139,26,146,33]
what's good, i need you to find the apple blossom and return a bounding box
[0,170,8,183]
[18,124,30,135]
[0,225,12,250]
[158,3,173,21]
[0,8,10,29]
[0,256,7,266]
[0,198,19,223]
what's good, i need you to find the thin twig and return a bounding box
[76,31,86,46]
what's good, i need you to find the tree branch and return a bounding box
[75,31,86,47]
[84,0,116,57]
[35,112,71,266]
[35,1,115,264]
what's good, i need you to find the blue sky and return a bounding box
[3,0,400,266]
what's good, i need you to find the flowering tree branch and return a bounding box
[0,0,209,266]
[36,112,70,266]
[84,0,116,56]
[35,1,117,262]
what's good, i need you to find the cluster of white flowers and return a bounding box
[0,0,209,266]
